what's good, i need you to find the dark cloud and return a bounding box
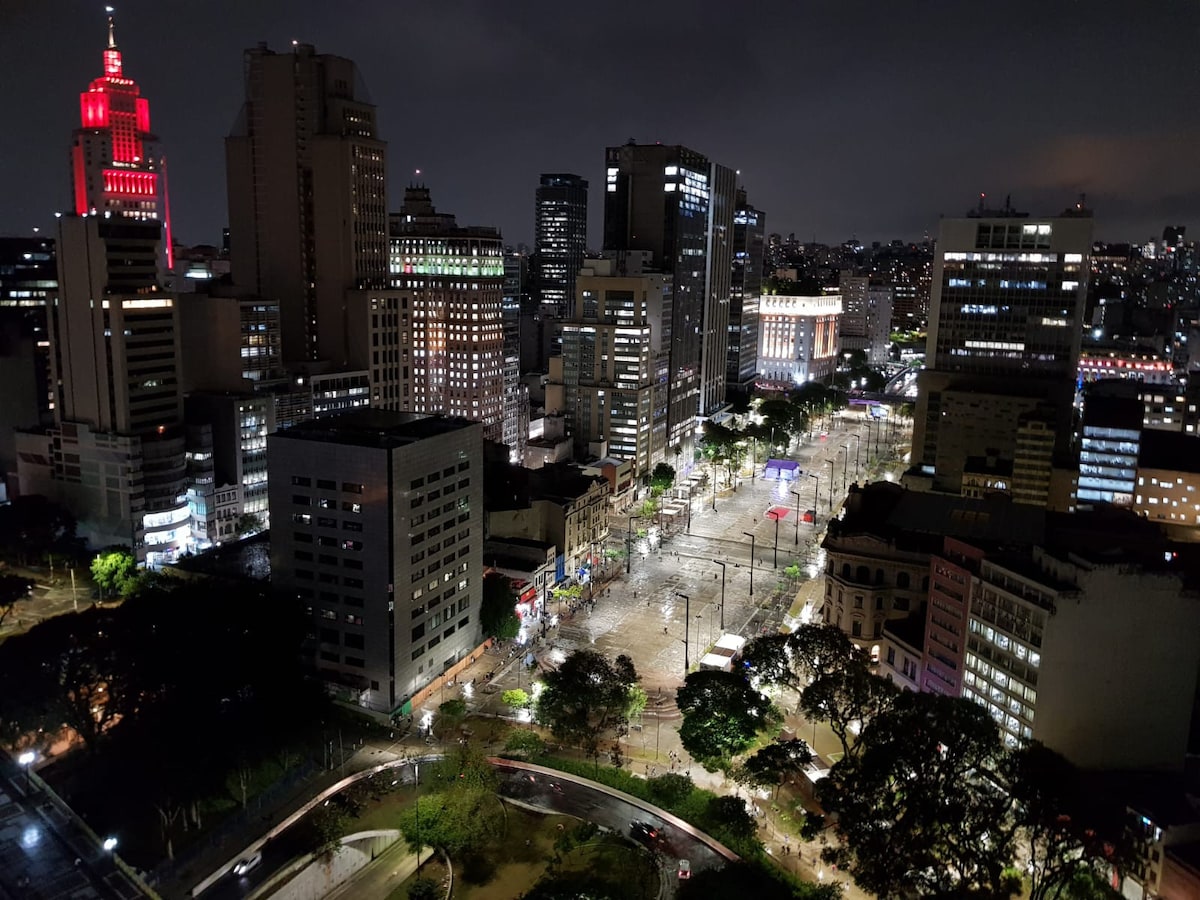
[2,0,1198,246]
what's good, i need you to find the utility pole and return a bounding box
[790,490,802,546]
[808,472,820,529]
[743,532,755,596]
[711,560,726,631]
[674,592,690,673]
[626,514,641,575]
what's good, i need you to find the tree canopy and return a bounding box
[480,573,521,641]
[736,739,814,798]
[90,547,140,599]
[535,650,640,766]
[398,747,504,857]
[0,574,33,629]
[650,462,676,491]
[817,690,1019,898]
[0,495,80,565]
[676,669,778,771]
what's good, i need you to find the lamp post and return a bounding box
[18,751,34,791]
[790,490,802,546]
[807,472,820,529]
[826,458,835,510]
[742,532,755,596]
[674,591,690,673]
[626,515,642,575]
[849,433,862,479]
[686,483,692,533]
[772,513,781,568]
[414,761,421,869]
[711,560,726,631]
[841,444,850,490]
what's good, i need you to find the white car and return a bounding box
[233,852,262,877]
[677,859,691,880]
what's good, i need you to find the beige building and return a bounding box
[756,293,842,387]
[486,463,609,578]
[546,258,671,478]
[1133,431,1200,529]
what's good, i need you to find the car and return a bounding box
[802,508,816,523]
[677,859,692,879]
[232,853,262,877]
[629,821,660,843]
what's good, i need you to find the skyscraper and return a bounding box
[908,209,1094,494]
[534,174,588,318]
[603,143,736,455]
[226,43,387,365]
[387,187,507,443]
[728,189,765,396]
[71,11,173,269]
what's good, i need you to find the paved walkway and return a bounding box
[323,840,430,900]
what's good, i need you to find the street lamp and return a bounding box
[771,511,781,568]
[18,751,34,790]
[742,532,755,596]
[807,472,820,529]
[626,515,642,575]
[849,433,862,479]
[790,490,802,546]
[414,762,421,869]
[674,591,691,673]
[711,560,726,631]
[841,444,851,490]
[103,836,118,853]
[826,458,835,510]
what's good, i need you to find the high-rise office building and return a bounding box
[838,273,893,365]
[909,210,1094,493]
[268,410,484,714]
[534,175,588,318]
[226,43,387,365]
[728,189,764,396]
[387,187,507,443]
[603,143,737,454]
[547,257,671,475]
[71,12,173,269]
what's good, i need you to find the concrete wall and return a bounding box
[267,831,400,900]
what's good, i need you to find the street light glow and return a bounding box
[103,836,118,852]
[18,751,34,766]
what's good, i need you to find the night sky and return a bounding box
[3,0,1199,248]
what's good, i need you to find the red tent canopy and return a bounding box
[766,507,790,521]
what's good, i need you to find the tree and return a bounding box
[398,746,503,857]
[503,729,545,757]
[407,877,441,900]
[501,688,530,711]
[737,739,813,798]
[480,573,521,641]
[817,690,1019,898]
[679,861,842,900]
[676,670,777,772]
[436,698,467,740]
[89,548,139,600]
[650,463,676,492]
[234,512,264,536]
[0,574,33,629]
[1003,742,1138,900]
[740,633,799,691]
[786,623,858,685]
[799,660,898,759]
[0,495,80,565]
[535,650,639,768]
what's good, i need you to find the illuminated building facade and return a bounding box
[387,188,506,443]
[268,411,484,714]
[535,174,588,318]
[549,258,671,476]
[756,294,842,386]
[603,143,737,454]
[728,189,765,395]
[226,43,387,364]
[71,12,173,269]
[909,213,1094,494]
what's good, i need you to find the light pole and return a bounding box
[841,444,850,490]
[674,591,691,673]
[686,483,692,533]
[772,513,781,569]
[742,532,755,596]
[626,515,642,575]
[850,433,863,479]
[414,761,422,869]
[711,560,726,631]
[807,472,820,529]
[826,459,835,510]
[790,490,802,546]
[18,751,34,791]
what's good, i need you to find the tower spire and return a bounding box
[106,6,117,49]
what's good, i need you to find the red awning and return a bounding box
[766,507,790,521]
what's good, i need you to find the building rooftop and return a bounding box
[485,461,607,511]
[1139,430,1200,474]
[1083,394,1144,431]
[272,409,477,449]
[882,608,926,652]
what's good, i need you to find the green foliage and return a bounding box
[0,574,33,629]
[1002,741,1140,900]
[480,573,521,641]
[535,650,640,766]
[650,462,676,491]
[679,861,842,900]
[502,688,530,710]
[406,877,441,900]
[502,729,545,756]
[741,633,799,690]
[787,623,858,684]
[799,658,898,759]
[625,684,647,720]
[89,548,140,599]
[436,698,468,739]
[817,690,1017,898]
[306,802,350,858]
[234,512,265,536]
[398,747,503,857]
[676,670,778,771]
[736,739,814,797]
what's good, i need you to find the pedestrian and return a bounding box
[663,626,668,634]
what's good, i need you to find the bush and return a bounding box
[407,876,440,900]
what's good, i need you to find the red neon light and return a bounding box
[136,97,150,133]
[103,169,158,199]
[103,49,122,77]
[72,145,89,216]
[80,92,110,128]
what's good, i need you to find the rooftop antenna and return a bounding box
[105,6,117,48]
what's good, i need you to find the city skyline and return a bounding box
[3,0,1200,248]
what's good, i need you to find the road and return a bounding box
[494,762,727,890]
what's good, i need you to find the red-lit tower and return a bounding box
[71,9,173,266]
